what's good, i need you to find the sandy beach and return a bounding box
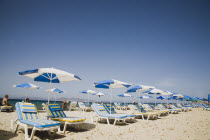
[0,108,209,140]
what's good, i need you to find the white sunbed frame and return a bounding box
[92,105,129,125]
[55,119,86,134]
[78,102,93,112]
[128,105,158,120]
[69,102,79,111]
[94,114,127,125]
[47,104,88,134]
[11,119,59,140]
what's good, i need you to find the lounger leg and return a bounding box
[11,120,14,131]
[142,115,144,120]
[106,118,110,125]
[147,115,150,120]
[29,127,36,140]
[14,124,19,134]
[59,122,68,134]
[113,119,117,126]
[24,124,29,140]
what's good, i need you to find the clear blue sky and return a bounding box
[0,0,210,102]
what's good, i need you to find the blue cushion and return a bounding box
[20,119,60,128]
[101,114,128,119]
[20,103,37,113]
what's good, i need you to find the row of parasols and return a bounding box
[14,67,203,105]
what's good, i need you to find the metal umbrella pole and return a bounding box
[26,89,28,102]
[54,94,56,104]
[48,80,52,105]
[100,96,102,103]
[110,88,112,114]
[123,97,125,108]
[155,94,157,107]
[88,93,89,106]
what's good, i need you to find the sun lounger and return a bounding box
[202,104,210,111]
[103,104,117,114]
[128,105,159,120]
[103,104,135,118]
[11,102,60,140]
[69,101,79,111]
[142,104,168,116]
[47,104,86,134]
[193,103,202,108]
[176,103,190,111]
[91,103,129,125]
[181,103,193,110]
[114,103,129,110]
[114,103,122,110]
[157,104,179,114]
[78,102,93,111]
[42,103,47,111]
[0,106,13,112]
[138,103,143,106]
[169,104,183,112]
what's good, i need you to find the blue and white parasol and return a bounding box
[13,83,40,100]
[46,88,64,103]
[126,85,155,103]
[92,92,107,102]
[94,79,132,114]
[118,93,132,108]
[81,90,97,104]
[19,67,81,104]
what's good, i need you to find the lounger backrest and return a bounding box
[157,104,164,109]
[84,102,91,107]
[15,102,39,120]
[202,104,208,107]
[103,104,117,114]
[171,105,177,109]
[128,105,141,113]
[177,103,181,106]
[91,104,108,115]
[78,102,86,108]
[48,104,66,118]
[138,103,143,106]
[143,104,152,110]
[136,105,146,112]
[70,102,77,108]
[159,104,166,109]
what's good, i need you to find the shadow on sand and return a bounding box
[63,123,96,133]
[18,129,66,140]
[0,130,18,140]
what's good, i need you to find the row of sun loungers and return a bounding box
[11,102,87,140]
[114,103,129,110]
[9,102,205,140]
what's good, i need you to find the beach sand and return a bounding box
[0,108,209,140]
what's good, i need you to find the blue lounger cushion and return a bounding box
[92,104,128,119]
[20,119,60,128]
[99,114,128,119]
[15,102,60,128]
[48,104,86,122]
